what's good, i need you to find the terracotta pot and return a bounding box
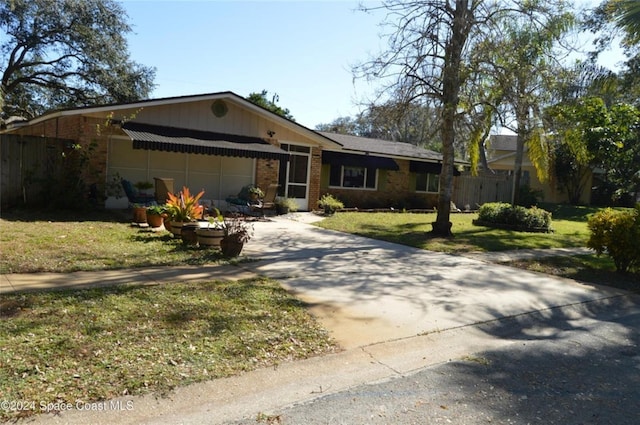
[196,228,225,248]
[147,212,164,228]
[132,207,147,223]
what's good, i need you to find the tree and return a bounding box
[354,0,578,234]
[475,3,575,205]
[355,0,481,236]
[547,96,640,206]
[0,0,156,121]
[246,90,294,121]
[615,0,640,43]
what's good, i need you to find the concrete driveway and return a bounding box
[242,214,625,349]
[25,213,636,425]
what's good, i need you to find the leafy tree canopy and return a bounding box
[246,90,294,121]
[547,96,640,205]
[0,0,156,121]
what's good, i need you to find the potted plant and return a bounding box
[146,204,167,228]
[220,218,254,257]
[134,180,154,195]
[275,197,298,215]
[238,184,265,202]
[132,203,147,224]
[165,186,205,241]
[196,208,226,248]
[318,194,344,215]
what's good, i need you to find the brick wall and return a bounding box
[255,158,280,190]
[321,159,438,209]
[308,146,322,210]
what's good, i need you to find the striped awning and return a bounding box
[322,150,399,171]
[121,122,290,161]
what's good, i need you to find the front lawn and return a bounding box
[0,209,232,274]
[316,206,639,288]
[316,209,590,253]
[0,278,338,421]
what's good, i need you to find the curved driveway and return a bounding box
[242,214,625,349]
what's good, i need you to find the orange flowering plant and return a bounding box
[165,186,205,222]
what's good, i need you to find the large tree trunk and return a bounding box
[512,78,528,206]
[432,0,470,237]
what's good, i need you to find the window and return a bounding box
[416,173,439,193]
[329,165,376,189]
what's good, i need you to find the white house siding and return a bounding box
[107,136,253,209]
[128,100,319,145]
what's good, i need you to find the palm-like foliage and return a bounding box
[616,0,640,43]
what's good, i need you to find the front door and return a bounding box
[279,143,311,210]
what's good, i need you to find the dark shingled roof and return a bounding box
[319,131,444,162]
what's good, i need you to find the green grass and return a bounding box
[0,278,337,421]
[0,209,233,274]
[508,255,639,290]
[316,210,589,253]
[316,206,639,288]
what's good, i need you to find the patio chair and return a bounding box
[121,179,156,206]
[251,183,279,216]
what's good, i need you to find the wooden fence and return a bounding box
[1,134,66,208]
[453,171,513,209]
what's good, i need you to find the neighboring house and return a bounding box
[0,91,462,211]
[486,134,593,205]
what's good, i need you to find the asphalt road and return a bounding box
[231,296,640,425]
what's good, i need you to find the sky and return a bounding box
[120,0,623,130]
[121,0,387,129]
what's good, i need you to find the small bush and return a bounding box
[517,184,544,208]
[318,194,344,214]
[587,205,640,273]
[475,202,552,232]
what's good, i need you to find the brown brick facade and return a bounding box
[322,159,438,210]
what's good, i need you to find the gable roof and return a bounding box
[1,91,341,149]
[489,134,519,151]
[320,131,467,164]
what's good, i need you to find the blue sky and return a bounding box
[121,0,386,129]
[121,0,622,130]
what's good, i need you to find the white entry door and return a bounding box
[279,143,311,210]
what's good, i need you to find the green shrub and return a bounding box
[587,205,640,273]
[517,184,544,208]
[318,194,344,215]
[475,202,552,232]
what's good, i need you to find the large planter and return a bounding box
[196,228,225,248]
[147,212,164,228]
[180,222,199,245]
[169,221,183,236]
[220,237,244,257]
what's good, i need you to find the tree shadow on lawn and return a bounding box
[356,221,581,252]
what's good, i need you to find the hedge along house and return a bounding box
[318,132,464,209]
[1,92,341,211]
